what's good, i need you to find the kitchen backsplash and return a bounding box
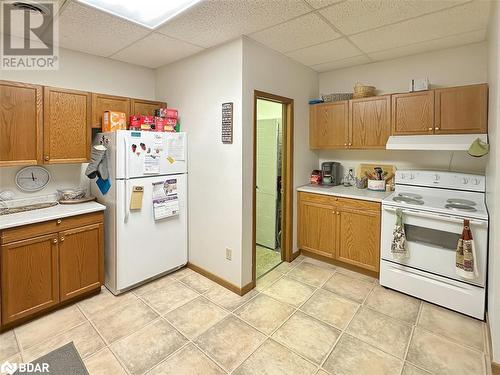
[0,164,90,199]
[318,150,488,178]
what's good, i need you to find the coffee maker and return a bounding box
[321,162,341,186]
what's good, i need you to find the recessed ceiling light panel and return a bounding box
[77,0,201,29]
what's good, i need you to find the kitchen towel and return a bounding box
[456,219,478,279]
[85,145,109,180]
[391,209,408,259]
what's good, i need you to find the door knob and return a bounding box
[60,237,65,242]
[53,238,58,244]
[44,155,49,161]
[56,219,62,225]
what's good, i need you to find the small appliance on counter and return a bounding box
[321,162,341,186]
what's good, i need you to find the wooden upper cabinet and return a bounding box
[336,199,381,272]
[44,87,91,163]
[130,98,166,116]
[0,80,43,166]
[435,84,488,134]
[59,223,103,302]
[392,91,434,135]
[310,101,349,149]
[91,93,130,129]
[349,96,391,149]
[1,234,59,324]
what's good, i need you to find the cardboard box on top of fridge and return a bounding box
[103,111,127,132]
[155,108,178,118]
[154,117,175,132]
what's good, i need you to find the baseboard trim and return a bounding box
[187,262,255,296]
[300,249,379,279]
[291,250,301,260]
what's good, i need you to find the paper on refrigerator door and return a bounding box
[152,178,179,220]
[144,154,160,174]
[166,133,185,161]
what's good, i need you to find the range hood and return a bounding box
[386,134,488,151]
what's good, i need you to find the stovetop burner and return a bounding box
[392,196,424,205]
[447,198,476,206]
[444,203,477,212]
[398,193,423,200]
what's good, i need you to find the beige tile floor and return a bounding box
[0,255,494,375]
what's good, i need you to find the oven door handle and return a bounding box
[383,206,488,226]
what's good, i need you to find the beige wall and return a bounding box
[0,47,156,99]
[486,0,500,364]
[155,40,245,287]
[242,37,319,286]
[318,42,489,174]
[319,42,488,95]
[0,47,156,199]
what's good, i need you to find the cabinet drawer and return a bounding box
[299,192,337,206]
[337,197,381,213]
[1,211,104,244]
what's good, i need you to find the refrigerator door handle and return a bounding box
[124,178,130,222]
[124,136,130,179]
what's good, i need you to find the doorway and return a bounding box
[253,91,293,283]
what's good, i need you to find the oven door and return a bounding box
[381,205,487,287]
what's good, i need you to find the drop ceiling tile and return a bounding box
[156,0,311,48]
[111,33,204,68]
[249,13,340,53]
[55,1,150,56]
[311,55,371,72]
[286,37,361,66]
[368,29,486,61]
[304,0,345,10]
[320,0,469,35]
[350,1,491,53]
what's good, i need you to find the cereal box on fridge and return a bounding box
[103,111,126,132]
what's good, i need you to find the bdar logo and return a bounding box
[0,361,18,375]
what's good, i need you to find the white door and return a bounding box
[115,173,188,291]
[256,119,279,249]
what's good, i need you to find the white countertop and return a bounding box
[297,184,392,203]
[0,201,106,230]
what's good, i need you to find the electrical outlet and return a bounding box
[225,248,232,261]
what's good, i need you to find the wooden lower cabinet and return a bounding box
[298,192,381,272]
[1,234,59,324]
[0,212,104,328]
[59,223,104,302]
[336,202,381,272]
[298,200,336,258]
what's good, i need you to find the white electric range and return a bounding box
[380,170,488,319]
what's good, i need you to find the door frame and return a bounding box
[253,90,294,285]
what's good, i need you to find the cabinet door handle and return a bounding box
[53,238,58,244]
[60,237,65,242]
[435,127,440,130]
[44,155,49,161]
[56,219,62,225]
[348,142,352,146]
[428,127,433,131]
[344,143,347,146]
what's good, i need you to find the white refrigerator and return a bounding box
[91,130,188,295]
